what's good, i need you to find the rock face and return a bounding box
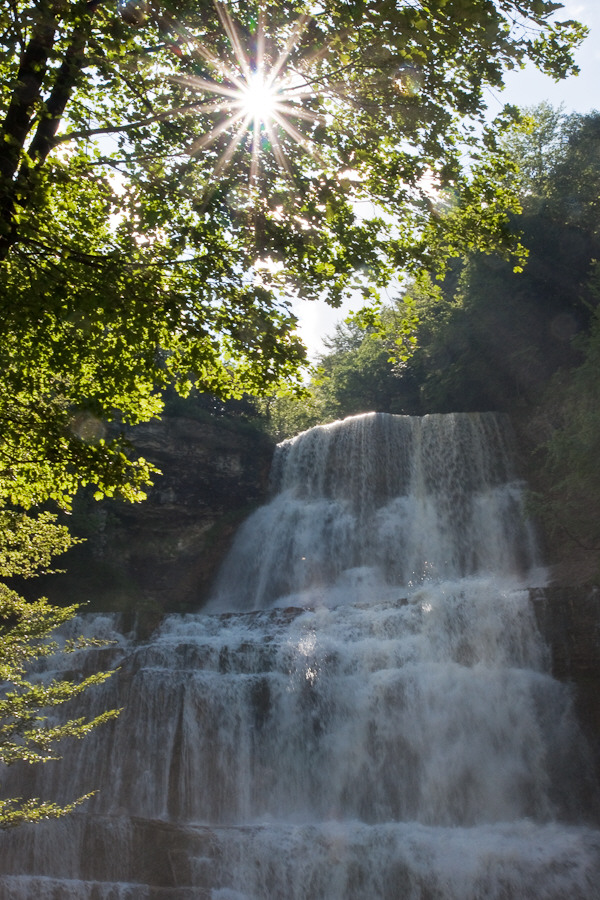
[532,584,600,796]
[40,414,274,628]
[509,408,600,791]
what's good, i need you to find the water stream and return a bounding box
[1,412,599,898]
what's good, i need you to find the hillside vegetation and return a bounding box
[266,106,600,579]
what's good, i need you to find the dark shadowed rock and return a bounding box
[532,584,600,803]
[35,414,274,628]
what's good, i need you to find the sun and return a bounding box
[169,2,323,187]
[239,72,280,125]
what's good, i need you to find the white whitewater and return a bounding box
[1,412,599,899]
[208,412,541,610]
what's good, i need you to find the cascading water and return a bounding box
[207,412,541,610]
[1,412,600,899]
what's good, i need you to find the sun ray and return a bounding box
[271,109,319,159]
[172,73,245,103]
[197,118,257,214]
[274,103,323,125]
[256,5,266,75]
[264,118,294,181]
[215,1,253,82]
[211,115,254,181]
[280,83,316,101]
[281,74,318,98]
[267,14,311,87]
[186,99,242,120]
[166,3,332,191]
[171,18,247,90]
[250,116,261,187]
[188,108,248,155]
[193,50,246,91]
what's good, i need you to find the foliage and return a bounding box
[544,113,600,234]
[263,294,425,437]
[0,149,303,508]
[0,511,77,579]
[532,264,600,564]
[0,517,119,830]
[499,101,571,197]
[0,3,590,823]
[270,106,600,437]
[0,4,587,503]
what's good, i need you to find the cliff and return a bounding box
[38,413,275,631]
[510,409,600,795]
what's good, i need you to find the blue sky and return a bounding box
[501,1,599,114]
[297,0,600,360]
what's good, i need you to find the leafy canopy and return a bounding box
[0,0,586,503]
[269,107,600,435]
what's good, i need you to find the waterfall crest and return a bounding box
[208,412,540,611]
[1,412,599,899]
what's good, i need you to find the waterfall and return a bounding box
[1,412,599,899]
[208,412,541,610]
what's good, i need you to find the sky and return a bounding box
[295,0,600,361]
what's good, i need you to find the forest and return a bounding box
[264,104,600,575]
[0,0,596,828]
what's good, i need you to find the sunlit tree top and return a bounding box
[0,0,588,506]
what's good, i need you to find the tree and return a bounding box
[282,107,600,428]
[498,101,571,198]
[532,262,600,571]
[544,112,600,234]
[0,0,585,501]
[0,512,119,829]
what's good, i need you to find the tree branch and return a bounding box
[54,99,223,146]
[0,2,59,185]
[27,12,95,166]
[0,1,95,259]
